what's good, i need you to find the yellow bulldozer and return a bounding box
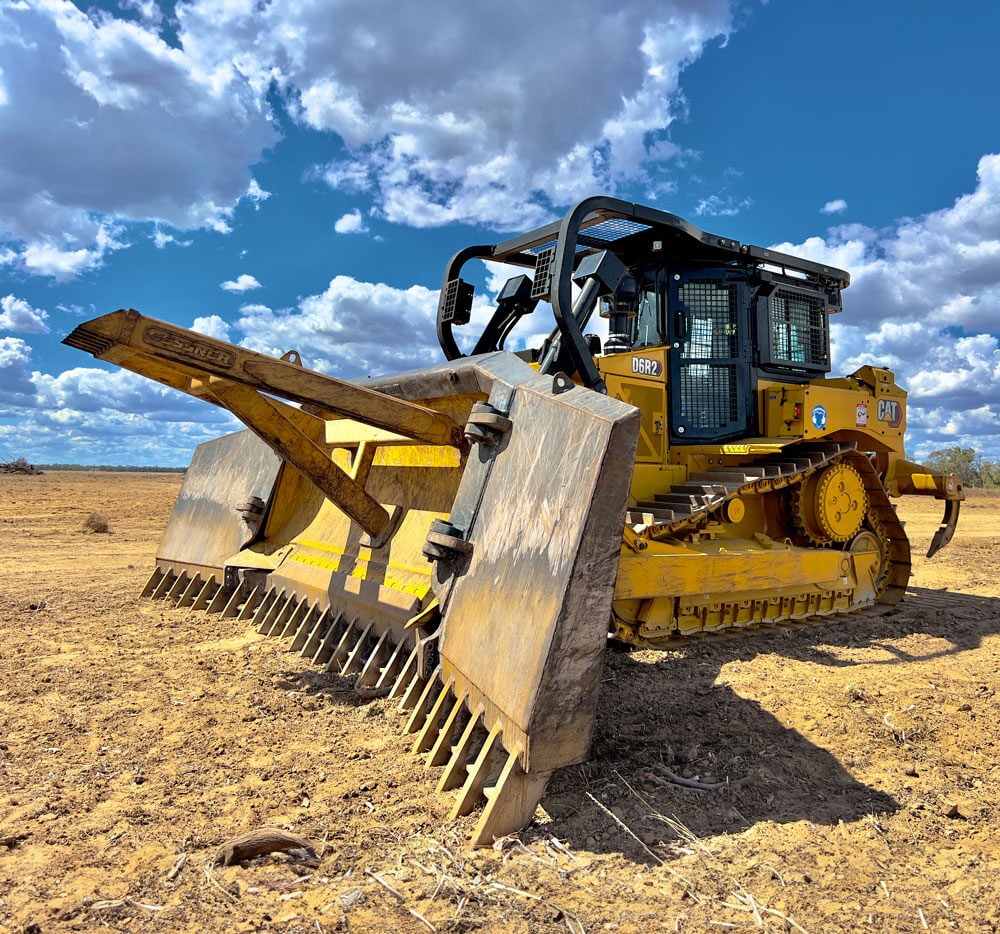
[64,196,963,845]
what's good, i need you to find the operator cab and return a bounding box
[437,197,848,444]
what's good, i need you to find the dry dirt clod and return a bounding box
[0,832,30,848]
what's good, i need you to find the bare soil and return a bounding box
[1,471,998,933]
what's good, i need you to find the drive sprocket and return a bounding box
[795,460,867,544]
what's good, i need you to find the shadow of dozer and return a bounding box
[802,586,1000,667]
[538,586,999,863]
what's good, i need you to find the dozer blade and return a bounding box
[64,311,641,844]
[421,368,640,843]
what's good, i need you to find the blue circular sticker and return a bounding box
[811,404,828,430]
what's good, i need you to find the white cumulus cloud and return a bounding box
[0,336,37,412]
[333,209,367,234]
[1,0,737,277]
[175,0,733,230]
[0,1,277,278]
[191,314,232,341]
[221,274,262,293]
[821,198,847,214]
[0,295,49,333]
[234,275,444,377]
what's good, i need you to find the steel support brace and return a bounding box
[207,378,391,540]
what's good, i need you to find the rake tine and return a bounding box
[150,570,176,600]
[220,582,251,618]
[140,567,164,598]
[438,708,483,793]
[288,603,318,650]
[263,593,296,636]
[391,646,421,705]
[449,723,503,818]
[427,691,467,767]
[325,618,363,673]
[279,599,309,640]
[340,622,375,676]
[299,608,332,659]
[470,750,551,847]
[177,574,203,608]
[166,571,190,604]
[250,588,279,630]
[355,628,392,688]
[191,578,218,611]
[371,636,409,693]
[404,668,442,735]
[412,680,455,753]
[235,585,264,621]
[312,612,347,666]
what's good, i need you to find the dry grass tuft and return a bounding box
[81,511,112,534]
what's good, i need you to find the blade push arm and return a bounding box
[64,309,465,541]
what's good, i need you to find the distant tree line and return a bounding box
[921,446,1000,488]
[36,463,187,473]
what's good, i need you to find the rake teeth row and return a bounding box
[142,573,551,845]
[141,566,225,612]
[246,582,555,845]
[394,668,553,847]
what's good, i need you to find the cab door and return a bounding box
[667,269,752,442]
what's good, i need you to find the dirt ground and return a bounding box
[1,471,998,933]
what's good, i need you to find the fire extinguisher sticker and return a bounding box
[856,403,868,427]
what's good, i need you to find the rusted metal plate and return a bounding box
[436,372,640,774]
[157,429,282,576]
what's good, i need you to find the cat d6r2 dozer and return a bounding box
[64,196,963,845]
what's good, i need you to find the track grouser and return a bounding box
[65,197,964,844]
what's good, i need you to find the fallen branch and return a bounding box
[650,767,755,792]
[214,828,318,867]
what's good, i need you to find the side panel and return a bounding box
[157,430,282,579]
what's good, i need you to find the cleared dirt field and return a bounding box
[1,471,998,933]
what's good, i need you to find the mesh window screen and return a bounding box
[678,280,739,358]
[530,247,556,300]
[678,363,739,429]
[769,288,829,369]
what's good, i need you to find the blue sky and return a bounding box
[1,0,999,466]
